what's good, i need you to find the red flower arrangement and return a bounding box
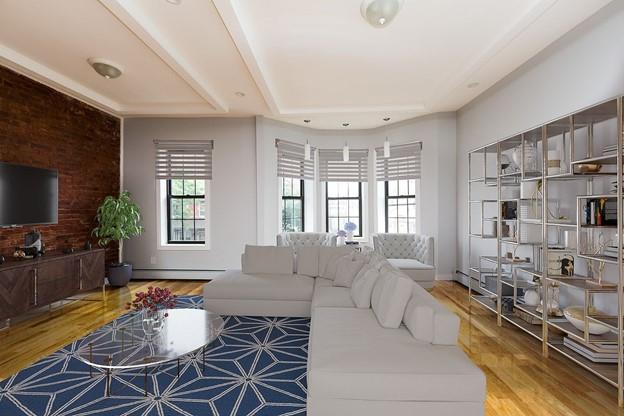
[127,286,177,317]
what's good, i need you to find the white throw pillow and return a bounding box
[368,252,388,271]
[371,270,413,328]
[350,265,380,308]
[296,246,320,277]
[242,245,294,274]
[319,246,355,280]
[403,290,435,343]
[333,255,366,287]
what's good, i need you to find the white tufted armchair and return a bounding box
[372,233,435,289]
[276,232,337,247]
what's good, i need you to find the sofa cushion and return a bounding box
[333,255,366,287]
[242,245,294,274]
[297,246,320,277]
[387,258,434,271]
[308,307,486,402]
[319,246,355,280]
[312,286,355,309]
[371,271,413,328]
[404,282,460,345]
[203,270,314,302]
[350,265,380,308]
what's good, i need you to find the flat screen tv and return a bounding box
[0,163,58,226]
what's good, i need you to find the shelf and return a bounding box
[548,334,618,387]
[469,200,497,203]
[520,218,543,225]
[547,319,617,344]
[577,254,618,265]
[544,172,616,180]
[545,222,576,228]
[546,276,617,292]
[516,268,543,279]
[502,313,543,341]
[571,154,618,166]
[470,295,497,313]
[469,177,498,183]
[482,256,533,266]
[579,224,617,229]
[514,303,542,320]
[499,171,521,178]
[587,316,619,333]
[469,233,497,239]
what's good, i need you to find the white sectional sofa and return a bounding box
[372,233,436,289]
[203,245,485,416]
[276,232,337,247]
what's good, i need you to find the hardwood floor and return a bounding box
[0,279,621,415]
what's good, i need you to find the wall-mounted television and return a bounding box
[0,162,58,226]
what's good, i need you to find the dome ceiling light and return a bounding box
[88,58,122,79]
[361,0,404,28]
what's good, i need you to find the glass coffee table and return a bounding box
[76,308,224,397]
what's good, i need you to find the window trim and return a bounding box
[325,182,363,238]
[280,178,305,232]
[384,180,417,233]
[166,179,206,245]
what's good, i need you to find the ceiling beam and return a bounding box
[212,0,281,114]
[98,0,228,113]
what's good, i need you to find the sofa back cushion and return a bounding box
[319,246,356,280]
[373,233,434,265]
[403,282,460,345]
[296,246,320,277]
[350,265,380,308]
[242,245,294,274]
[333,255,366,287]
[371,270,413,328]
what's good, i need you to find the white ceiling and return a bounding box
[0,0,612,129]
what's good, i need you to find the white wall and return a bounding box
[123,117,257,277]
[456,1,624,275]
[257,114,457,279]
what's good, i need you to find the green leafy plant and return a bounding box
[92,191,144,249]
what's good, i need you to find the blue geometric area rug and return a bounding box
[0,296,309,415]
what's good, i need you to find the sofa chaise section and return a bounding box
[373,233,436,289]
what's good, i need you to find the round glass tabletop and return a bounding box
[76,308,224,370]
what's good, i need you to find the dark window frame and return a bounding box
[166,179,206,244]
[384,180,417,233]
[325,182,363,238]
[280,178,305,232]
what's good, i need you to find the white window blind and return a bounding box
[276,139,315,180]
[319,149,369,182]
[375,141,422,181]
[155,140,214,180]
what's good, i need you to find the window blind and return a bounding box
[276,139,315,180]
[319,148,369,182]
[375,141,422,181]
[154,140,214,180]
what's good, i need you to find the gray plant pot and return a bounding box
[108,263,133,287]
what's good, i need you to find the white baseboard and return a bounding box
[435,274,453,281]
[132,269,225,280]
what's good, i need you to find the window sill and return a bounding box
[158,244,210,251]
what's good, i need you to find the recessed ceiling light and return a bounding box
[166,0,182,4]
[383,117,391,122]
[361,0,404,28]
[467,82,480,89]
[234,91,245,97]
[342,123,350,127]
[87,58,122,79]
[304,119,311,123]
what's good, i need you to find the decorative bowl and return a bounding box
[577,163,602,173]
[563,306,610,335]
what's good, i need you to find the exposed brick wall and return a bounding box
[0,65,120,264]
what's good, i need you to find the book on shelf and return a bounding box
[583,198,616,226]
[563,337,618,363]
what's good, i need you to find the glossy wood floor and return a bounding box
[0,279,621,415]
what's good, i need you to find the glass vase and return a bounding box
[141,309,164,339]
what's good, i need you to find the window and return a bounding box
[385,179,418,233]
[326,182,362,237]
[280,177,305,232]
[167,179,206,243]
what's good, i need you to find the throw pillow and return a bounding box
[368,252,387,271]
[296,246,320,277]
[350,265,380,308]
[333,255,366,287]
[371,270,413,328]
[242,245,294,274]
[319,246,355,280]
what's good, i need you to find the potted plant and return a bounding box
[92,191,144,286]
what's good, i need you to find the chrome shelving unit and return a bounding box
[466,96,624,405]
